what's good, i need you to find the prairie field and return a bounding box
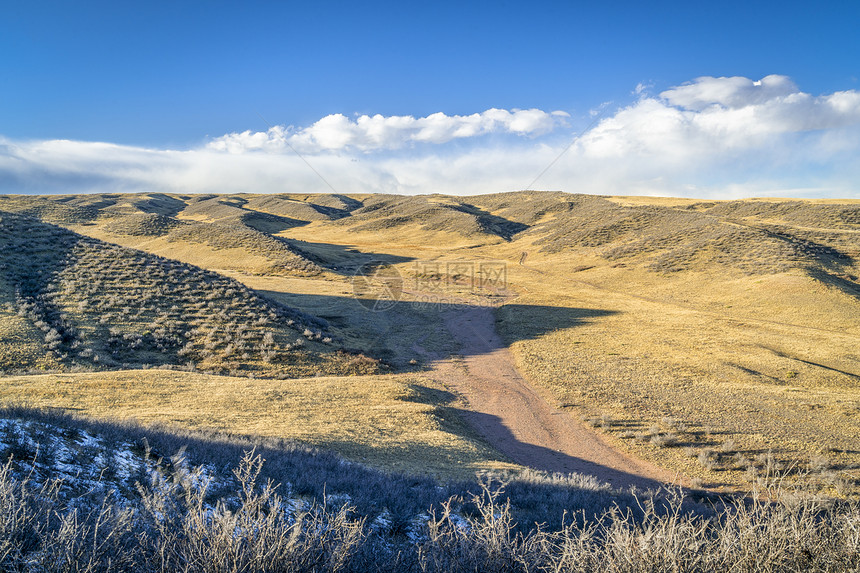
[0,190,858,496]
[1,191,859,571]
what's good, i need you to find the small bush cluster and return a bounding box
[0,195,101,225]
[699,200,860,230]
[0,193,325,275]
[0,408,857,572]
[102,212,187,237]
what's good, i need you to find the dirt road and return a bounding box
[415,304,683,491]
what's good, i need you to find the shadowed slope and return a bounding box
[0,211,377,377]
[334,194,530,241]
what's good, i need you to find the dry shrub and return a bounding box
[0,450,858,572]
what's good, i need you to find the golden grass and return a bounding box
[492,243,860,492]
[5,191,859,492]
[73,226,310,277]
[604,195,707,208]
[0,369,514,479]
[271,197,860,493]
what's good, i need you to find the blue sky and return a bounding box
[2,0,859,198]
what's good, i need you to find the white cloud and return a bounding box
[577,75,860,161]
[207,108,568,153]
[632,81,653,96]
[660,74,798,110]
[1,76,859,199]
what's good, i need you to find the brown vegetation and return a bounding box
[1,190,858,498]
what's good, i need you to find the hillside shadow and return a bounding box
[493,303,616,343]
[453,408,668,491]
[253,289,616,357]
[237,212,310,233]
[324,194,364,212]
[126,194,189,217]
[453,203,530,240]
[398,384,667,490]
[807,267,860,301]
[244,292,657,490]
[55,194,123,212]
[0,211,88,349]
[1,405,679,533]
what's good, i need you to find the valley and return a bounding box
[0,191,858,496]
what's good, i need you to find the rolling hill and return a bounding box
[0,210,376,377]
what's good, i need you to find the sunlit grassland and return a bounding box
[3,191,858,496]
[277,198,860,495]
[495,251,860,494]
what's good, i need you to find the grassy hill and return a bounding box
[0,210,376,377]
[330,194,529,242]
[463,192,860,278]
[0,193,325,276]
[0,190,858,570]
[7,190,854,282]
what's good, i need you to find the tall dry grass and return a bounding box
[1,450,857,572]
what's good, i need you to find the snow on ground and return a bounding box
[0,417,232,505]
[0,416,456,539]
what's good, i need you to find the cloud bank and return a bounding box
[2,76,859,199]
[208,108,569,153]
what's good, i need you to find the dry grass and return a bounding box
[489,207,859,493]
[2,191,859,496]
[1,447,858,572]
[219,271,462,368]
[330,194,528,242]
[102,212,187,237]
[0,369,513,478]
[88,220,324,277]
[271,192,860,494]
[495,264,860,492]
[165,221,322,275]
[0,193,324,276]
[0,302,60,372]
